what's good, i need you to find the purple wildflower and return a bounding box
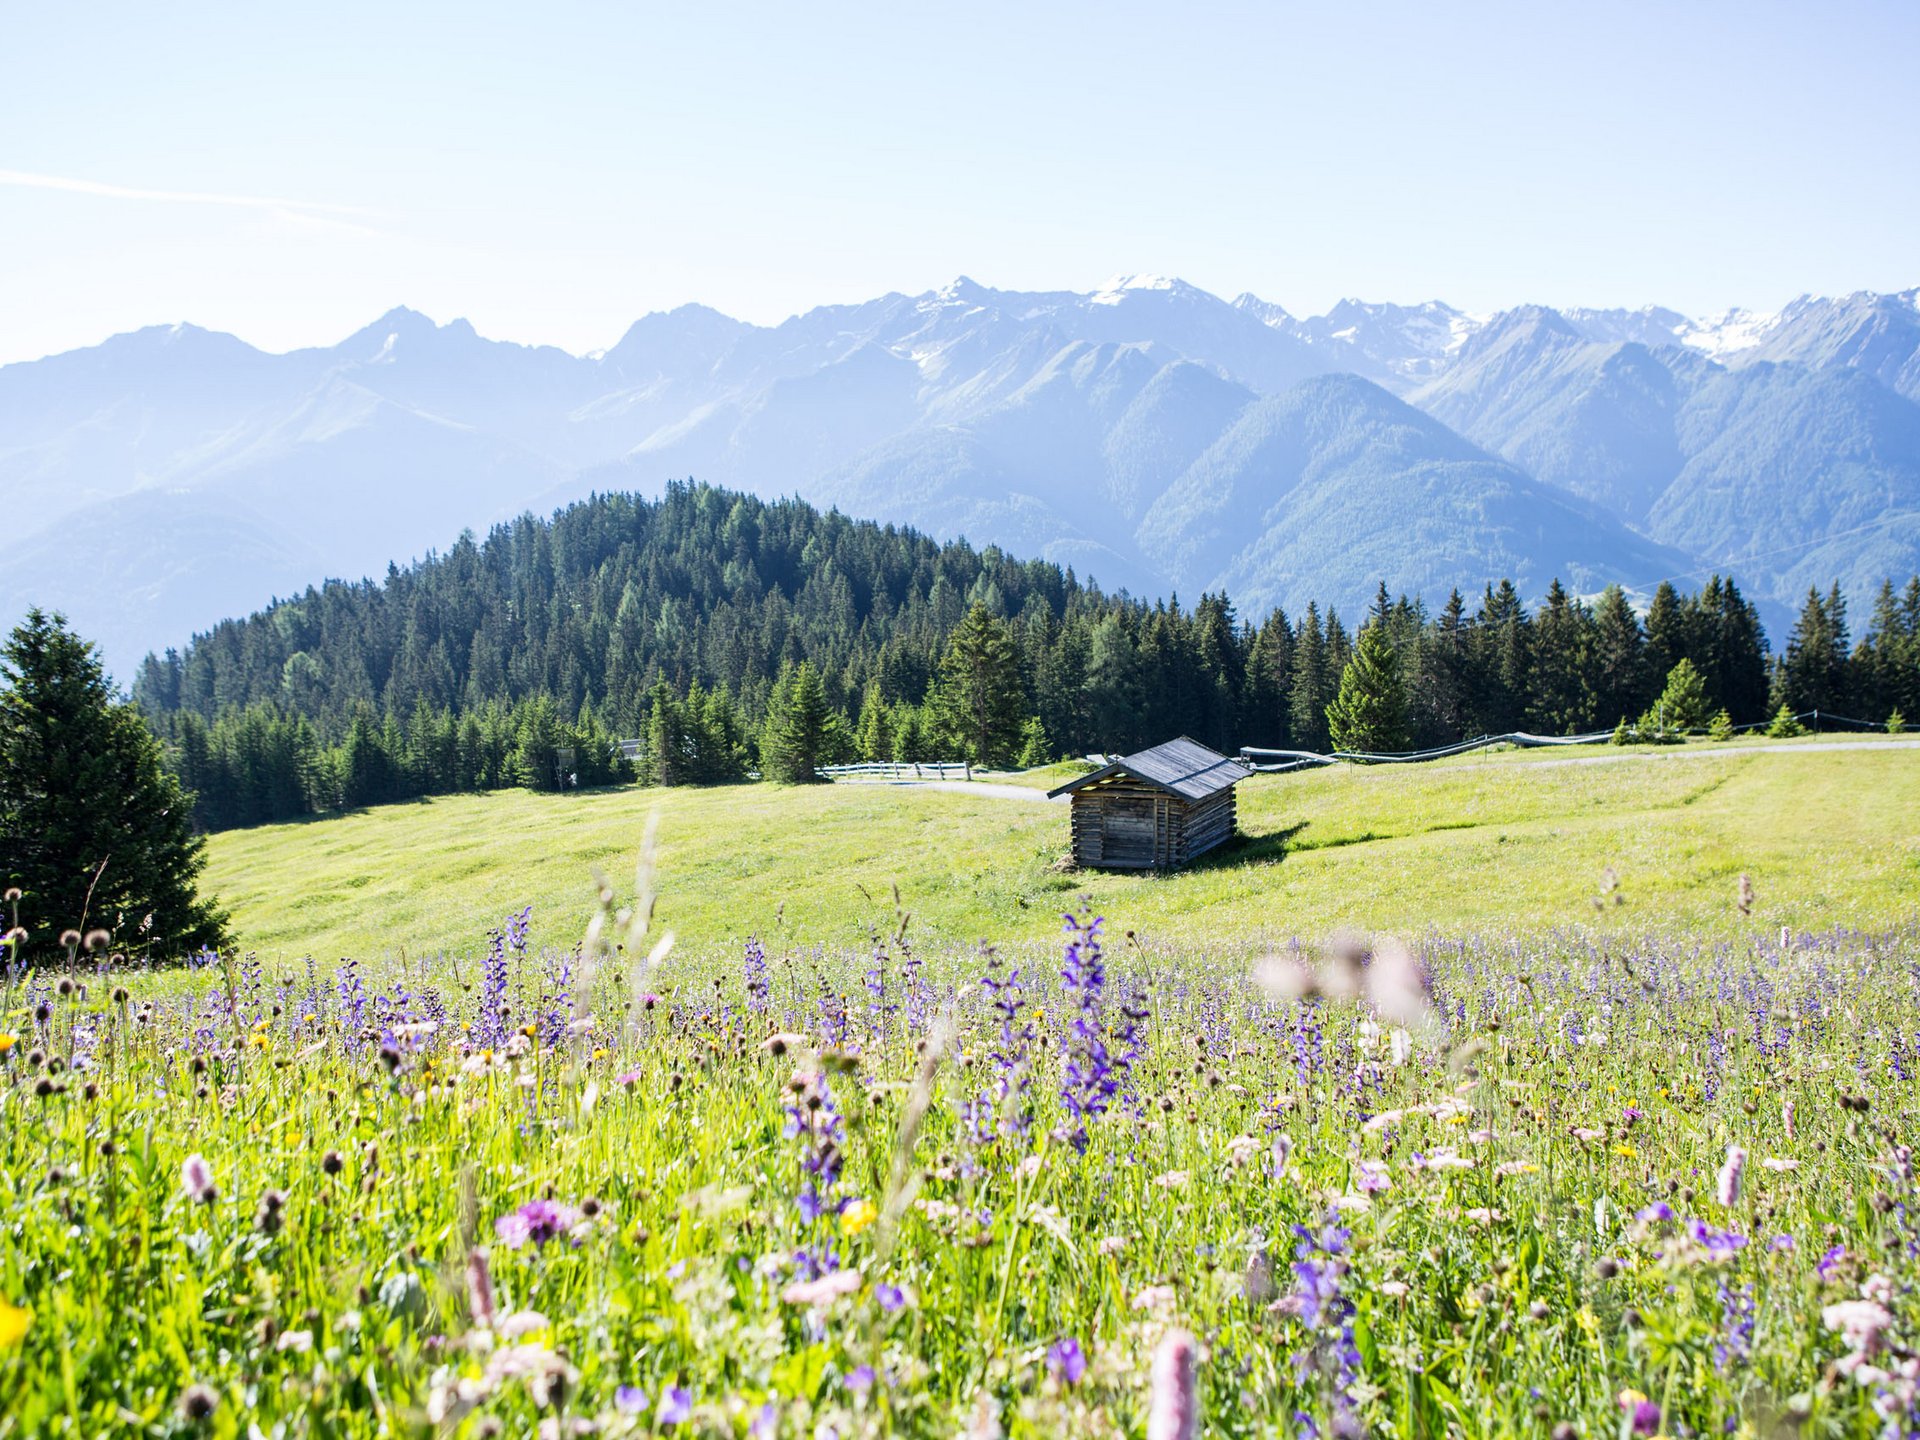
[784,1069,847,1274]
[1058,907,1135,1153]
[1047,1337,1087,1386]
[744,936,771,1014]
[845,1365,876,1394]
[1688,1219,1748,1263]
[970,950,1036,1150]
[615,1385,648,1415]
[494,1198,582,1249]
[657,1387,693,1425]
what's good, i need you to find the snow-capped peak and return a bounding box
[1088,273,1189,305]
[1677,307,1778,359]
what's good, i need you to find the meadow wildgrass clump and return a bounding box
[5,901,1920,1436]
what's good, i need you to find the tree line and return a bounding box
[128,483,1920,830]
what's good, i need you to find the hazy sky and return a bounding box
[3,1,1915,364]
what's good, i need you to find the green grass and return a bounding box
[201,740,1920,960]
[12,739,1920,1436]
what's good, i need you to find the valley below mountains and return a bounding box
[5,275,1919,676]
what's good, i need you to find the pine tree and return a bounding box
[0,609,229,962]
[1015,715,1052,768]
[1642,581,1693,692]
[1590,585,1647,726]
[1083,613,1142,752]
[1471,581,1531,733]
[1409,589,1471,746]
[1766,703,1807,739]
[640,680,684,786]
[1641,658,1714,734]
[892,704,932,764]
[1289,603,1331,752]
[1695,576,1770,724]
[763,661,832,783]
[854,683,894,763]
[1242,609,1293,748]
[1854,580,1908,722]
[933,602,1027,767]
[1325,621,1410,754]
[1772,585,1851,721]
[1526,579,1594,734]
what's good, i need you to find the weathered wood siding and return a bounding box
[1066,776,1237,869]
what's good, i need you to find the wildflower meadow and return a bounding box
[3,864,1918,1440]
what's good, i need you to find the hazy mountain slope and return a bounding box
[1408,312,1920,610]
[1653,364,1920,602]
[1736,291,1920,401]
[6,278,1920,675]
[1243,296,1479,390]
[0,380,568,674]
[1410,309,1701,518]
[1139,373,1686,616]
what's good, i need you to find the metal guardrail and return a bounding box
[1239,710,1909,772]
[816,760,973,780]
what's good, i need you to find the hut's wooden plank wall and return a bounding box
[1064,775,1238,869]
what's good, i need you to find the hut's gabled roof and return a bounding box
[1046,737,1250,801]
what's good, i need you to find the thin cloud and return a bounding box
[0,168,380,229]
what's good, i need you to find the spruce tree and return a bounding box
[641,680,684,786]
[0,609,229,962]
[1083,613,1142,752]
[1289,603,1331,752]
[1241,610,1293,748]
[854,683,894,763]
[762,662,833,783]
[1641,658,1714,734]
[933,602,1027,767]
[1642,581,1693,693]
[1409,589,1471,746]
[1590,585,1647,725]
[1695,576,1770,724]
[1471,581,1532,733]
[1772,586,1851,720]
[1526,579,1594,734]
[1015,715,1052,768]
[1326,621,1410,754]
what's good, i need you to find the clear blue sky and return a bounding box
[2,0,1915,364]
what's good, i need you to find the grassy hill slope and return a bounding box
[200,738,1920,961]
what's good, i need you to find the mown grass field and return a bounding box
[200,738,1920,962]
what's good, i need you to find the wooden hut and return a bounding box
[1047,737,1251,870]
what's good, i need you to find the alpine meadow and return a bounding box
[8,6,1920,1440]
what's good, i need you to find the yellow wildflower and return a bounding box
[0,1033,14,1055]
[840,1199,879,1236]
[0,1297,30,1348]
[1613,1144,1637,1159]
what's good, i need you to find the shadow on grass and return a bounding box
[1179,820,1309,872]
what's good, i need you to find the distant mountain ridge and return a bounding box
[5,277,1919,676]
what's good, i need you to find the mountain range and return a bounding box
[5,275,1919,676]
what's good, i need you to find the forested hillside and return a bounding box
[132,483,1920,831]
